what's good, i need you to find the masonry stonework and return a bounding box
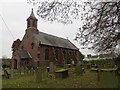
[11,9,83,69]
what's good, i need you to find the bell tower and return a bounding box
[27,9,38,28]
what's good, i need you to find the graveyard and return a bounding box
[2,56,120,88]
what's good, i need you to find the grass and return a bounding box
[2,69,99,88]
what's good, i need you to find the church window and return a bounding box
[63,51,66,59]
[33,21,35,27]
[27,20,30,28]
[31,43,34,49]
[69,52,72,58]
[37,54,40,58]
[37,61,40,66]
[45,49,49,60]
[25,61,28,64]
[21,45,24,50]
[55,50,58,59]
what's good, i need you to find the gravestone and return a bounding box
[49,62,54,72]
[24,67,29,75]
[10,69,13,78]
[34,68,42,83]
[55,69,68,79]
[72,60,75,64]
[4,69,11,79]
[34,67,46,83]
[30,68,35,75]
[75,65,83,75]
[98,69,118,88]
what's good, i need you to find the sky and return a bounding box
[0,0,95,58]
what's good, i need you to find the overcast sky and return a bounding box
[0,0,95,58]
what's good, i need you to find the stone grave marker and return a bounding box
[34,68,42,83]
[24,67,29,75]
[4,69,11,79]
[30,68,35,75]
[98,69,118,88]
[34,67,47,83]
[49,62,54,72]
[75,65,83,75]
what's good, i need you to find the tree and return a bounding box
[28,0,120,53]
[27,0,81,24]
[75,1,120,54]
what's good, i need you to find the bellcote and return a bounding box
[27,9,38,28]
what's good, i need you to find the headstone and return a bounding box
[34,68,42,83]
[10,69,14,78]
[49,62,54,72]
[72,61,75,64]
[75,65,83,75]
[30,68,35,75]
[34,67,47,83]
[99,69,118,88]
[4,69,11,79]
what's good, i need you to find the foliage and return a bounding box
[27,0,81,24]
[83,58,116,67]
[28,0,120,53]
[113,55,120,65]
[75,1,120,53]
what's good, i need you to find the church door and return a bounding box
[14,59,17,69]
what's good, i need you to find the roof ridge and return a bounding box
[38,31,68,41]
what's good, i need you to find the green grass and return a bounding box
[2,69,99,88]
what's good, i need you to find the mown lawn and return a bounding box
[2,69,99,88]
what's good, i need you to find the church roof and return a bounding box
[33,32,79,50]
[27,9,37,20]
[17,50,32,59]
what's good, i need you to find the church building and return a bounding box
[11,9,83,69]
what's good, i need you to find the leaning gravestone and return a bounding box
[4,69,11,79]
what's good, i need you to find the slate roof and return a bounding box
[17,50,32,59]
[27,8,37,20]
[33,32,79,50]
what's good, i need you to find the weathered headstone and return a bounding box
[34,67,46,83]
[4,69,11,79]
[75,65,83,75]
[30,68,35,75]
[98,69,118,88]
[34,68,42,83]
[49,62,54,72]
[55,69,68,79]
[72,60,75,65]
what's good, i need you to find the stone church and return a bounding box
[11,9,83,69]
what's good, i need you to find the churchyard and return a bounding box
[2,56,120,88]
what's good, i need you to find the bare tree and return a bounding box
[27,0,120,53]
[77,1,120,53]
[27,0,81,24]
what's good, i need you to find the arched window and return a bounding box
[63,51,66,59]
[69,52,72,58]
[55,50,58,59]
[21,45,24,50]
[37,61,40,67]
[27,20,30,28]
[45,49,49,60]
[37,54,40,58]
[31,43,34,49]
